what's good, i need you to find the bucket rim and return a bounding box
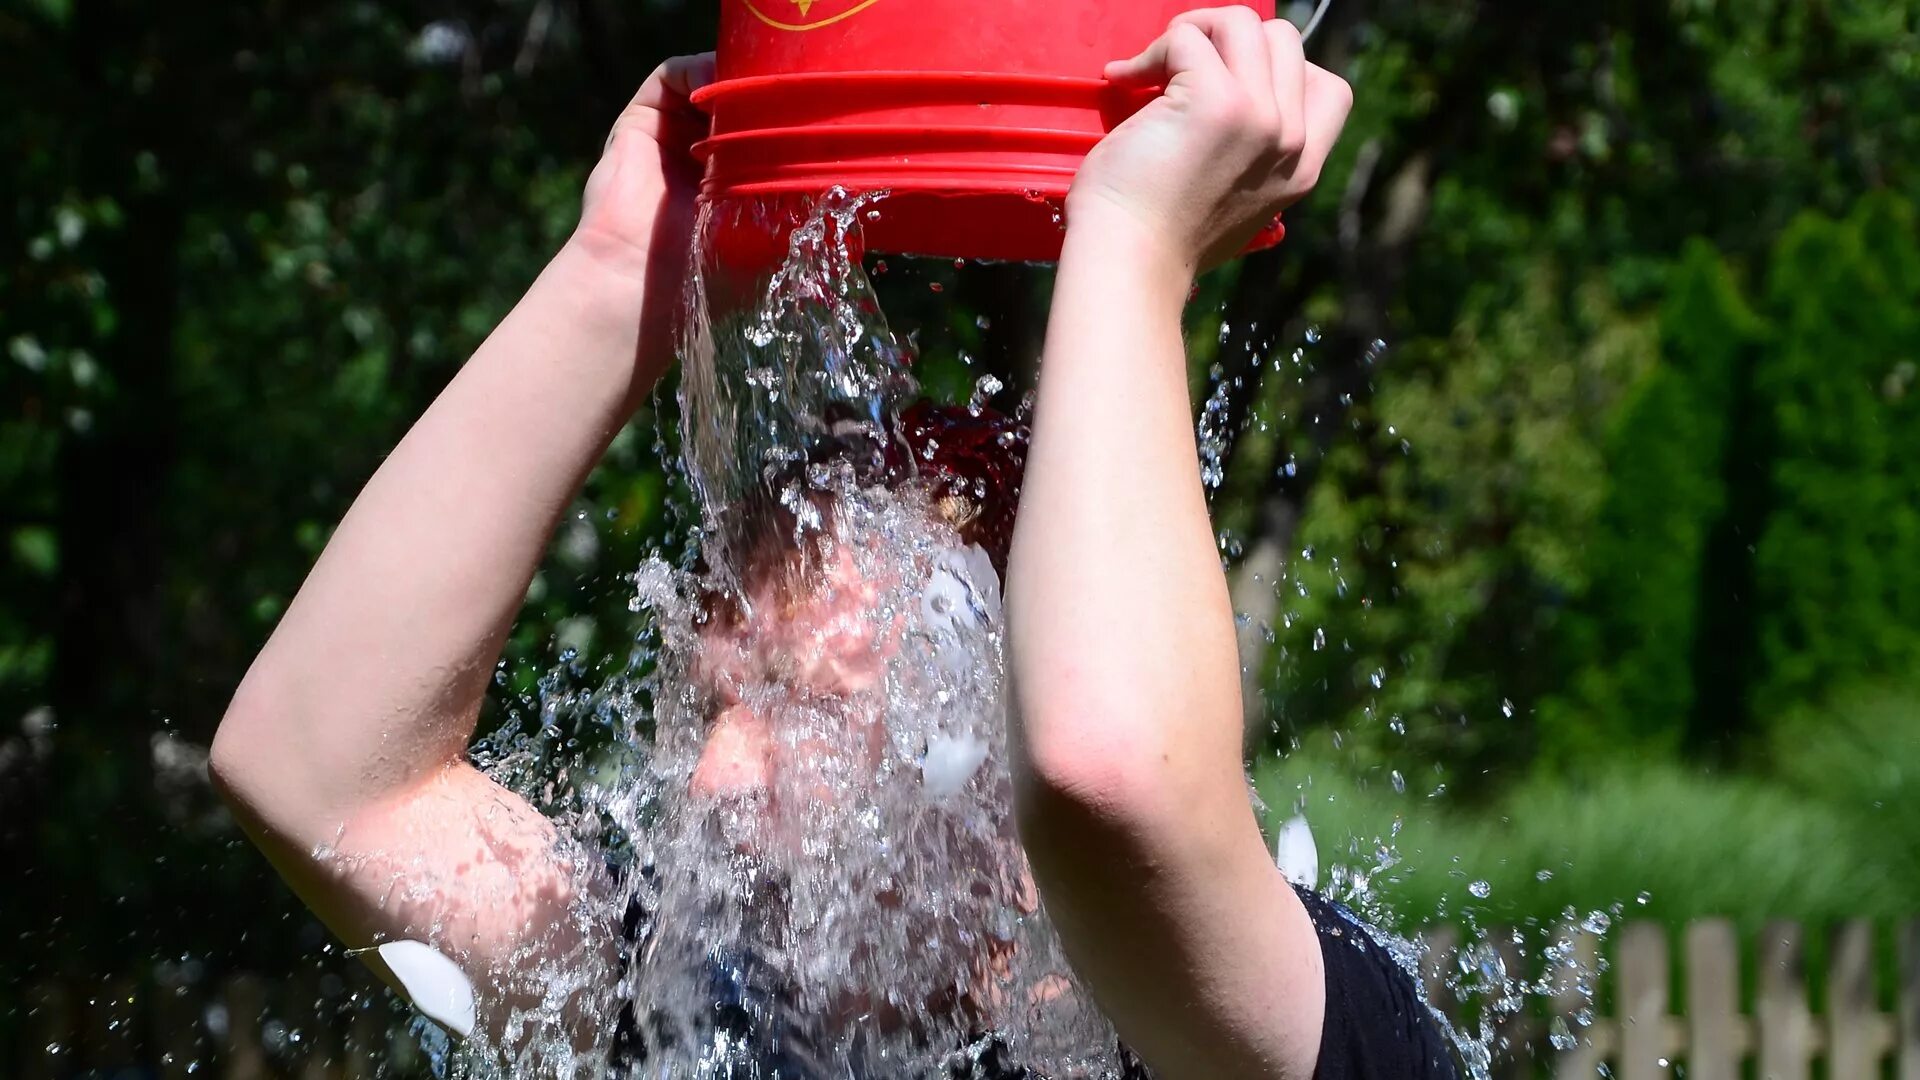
[693,123,1101,160]
[691,69,1112,106]
[697,174,1079,197]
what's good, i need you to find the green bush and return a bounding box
[1769,681,1920,895]
[1253,732,1912,936]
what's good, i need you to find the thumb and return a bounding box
[1104,22,1229,88]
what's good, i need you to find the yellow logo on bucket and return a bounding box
[743,0,886,31]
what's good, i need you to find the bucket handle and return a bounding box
[1298,0,1335,43]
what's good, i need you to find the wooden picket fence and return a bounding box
[1417,918,1920,1080]
[12,918,1920,1078]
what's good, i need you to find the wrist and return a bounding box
[532,242,662,411]
[1060,196,1197,308]
[552,233,652,312]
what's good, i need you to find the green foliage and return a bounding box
[0,0,711,981]
[1770,681,1920,891]
[1255,730,1915,935]
[1259,272,1655,783]
[1550,242,1767,761]
[1752,197,1920,708]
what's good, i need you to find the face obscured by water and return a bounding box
[689,541,903,854]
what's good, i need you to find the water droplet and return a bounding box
[968,373,1005,414]
[1468,880,1492,899]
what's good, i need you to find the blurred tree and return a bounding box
[0,0,712,984]
[1548,241,1767,764]
[1751,195,1920,711]
[1212,0,1920,793]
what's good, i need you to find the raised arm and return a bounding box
[207,56,713,1035]
[1005,12,1350,1078]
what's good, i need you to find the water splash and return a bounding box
[436,190,1121,1077]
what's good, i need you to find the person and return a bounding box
[209,8,1454,1078]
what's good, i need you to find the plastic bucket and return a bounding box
[692,0,1283,263]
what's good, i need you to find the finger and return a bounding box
[1265,19,1308,162]
[1104,21,1231,89]
[1168,6,1275,100]
[1291,64,1354,191]
[633,52,718,113]
[609,52,717,149]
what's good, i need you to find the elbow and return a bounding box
[1011,682,1248,881]
[1013,699,1179,848]
[208,674,287,820]
[206,724,250,814]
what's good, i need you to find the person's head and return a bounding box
[686,400,1027,826]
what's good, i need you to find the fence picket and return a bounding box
[1900,920,1920,1080]
[1489,928,1534,1080]
[1684,918,1747,1080]
[1758,920,1818,1080]
[1422,923,1462,1022]
[1551,923,1611,1078]
[1829,920,1894,1080]
[1619,921,1676,1080]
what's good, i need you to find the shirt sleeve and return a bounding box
[1294,885,1459,1080]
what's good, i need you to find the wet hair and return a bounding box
[887,400,1029,575]
[707,399,1029,609]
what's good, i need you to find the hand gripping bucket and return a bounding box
[692,0,1283,263]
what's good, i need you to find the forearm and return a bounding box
[1008,217,1249,828]
[213,241,661,839]
[1008,216,1312,1077]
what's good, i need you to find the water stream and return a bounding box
[441,191,1119,1077]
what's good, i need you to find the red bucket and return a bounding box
[692,0,1283,263]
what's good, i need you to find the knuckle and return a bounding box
[1249,106,1285,144]
[1316,66,1354,99]
[1267,17,1303,45]
[1223,5,1261,30]
[1170,19,1209,43]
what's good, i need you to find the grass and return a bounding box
[1251,729,1915,937]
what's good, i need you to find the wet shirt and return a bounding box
[609,877,1456,1079]
[1295,885,1459,1080]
